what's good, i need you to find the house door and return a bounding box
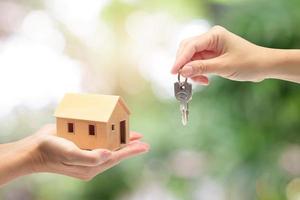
[120,120,126,144]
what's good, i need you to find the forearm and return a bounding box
[261,48,300,83]
[0,137,38,186]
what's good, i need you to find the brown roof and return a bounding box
[54,93,130,122]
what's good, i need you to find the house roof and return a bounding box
[54,93,130,122]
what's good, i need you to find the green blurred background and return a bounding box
[1,0,300,199]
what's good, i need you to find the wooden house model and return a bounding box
[54,93,130,150]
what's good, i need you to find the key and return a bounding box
[174,81,192,125]
[174,74,192,126]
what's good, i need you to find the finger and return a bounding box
[64,140,148,167]
[191,51,217,61]
[180,57,221,77]
[60,141,150,181]
[113,140,149,161]
[64,133,144,166]
[129,131,143,141]
[91,141,150,174]
[175,36,199,58]
[57,158,121,181]
[191,75,209,85]
[172,33,211,74]
[64,148,112,167]
[46,164,90,180]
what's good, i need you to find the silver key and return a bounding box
[174,73,192,126]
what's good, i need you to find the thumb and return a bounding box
[180,57,221,77]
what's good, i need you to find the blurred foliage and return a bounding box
[1,0,300,200]
[83,0,300,199]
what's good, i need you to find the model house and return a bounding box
[54,93,130,150]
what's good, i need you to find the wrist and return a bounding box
[0,135,43,186]
[259,48,300,82]
[14,140,36,176]
[12,135,43,174]
[21,134,45,173]
[251,46,277,81]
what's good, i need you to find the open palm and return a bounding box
[32,124,149,180]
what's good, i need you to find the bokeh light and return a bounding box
[1,0,300,200]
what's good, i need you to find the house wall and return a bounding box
[56,118,108,150]
[108,102,130,150]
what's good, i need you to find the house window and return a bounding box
[112,124,115,131]
[89,125,96,135]
[68,123,74,133]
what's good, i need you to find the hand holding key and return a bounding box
[174,73,193,126]
[171,26,272,83]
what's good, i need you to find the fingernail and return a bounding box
[140,143,150,152]
[180,65,193,77]
[132,141,150,152]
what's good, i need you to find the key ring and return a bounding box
[178,72,188,85]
